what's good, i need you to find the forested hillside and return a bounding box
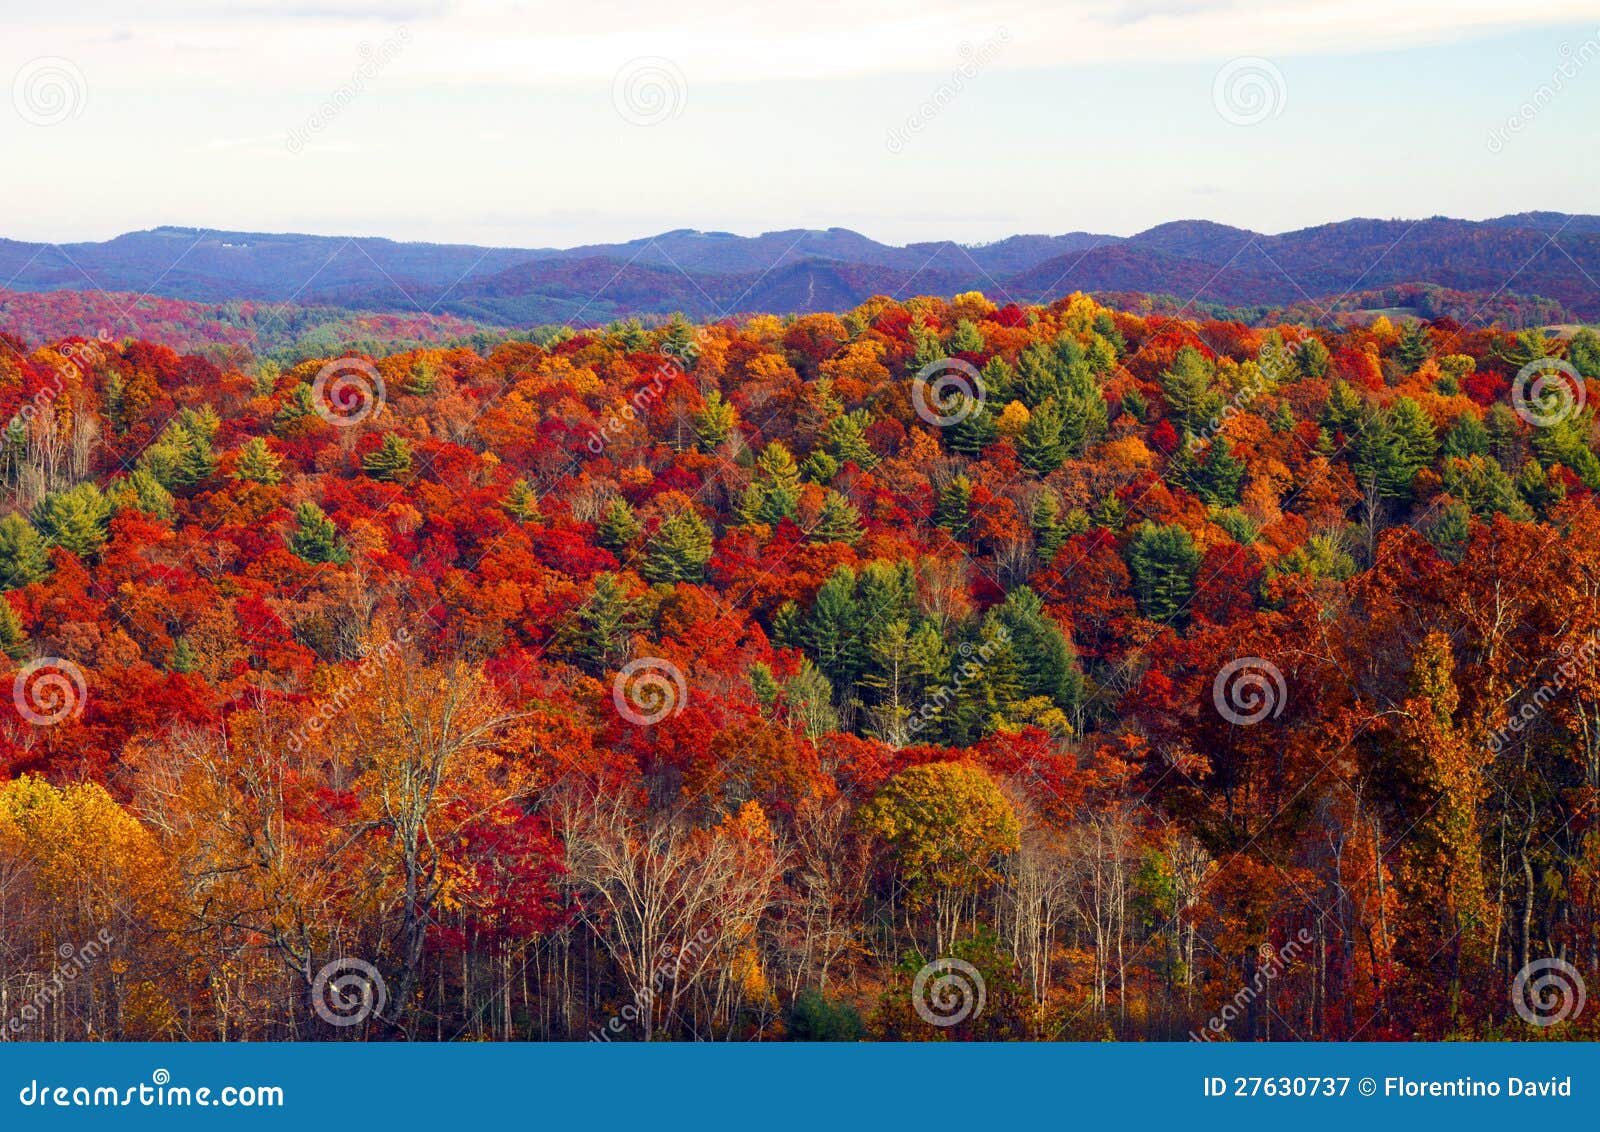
[5,213,1596,326]
[0,286,510,362]
[0,292,1597,1041]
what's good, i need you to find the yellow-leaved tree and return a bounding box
[858,762,1020,954]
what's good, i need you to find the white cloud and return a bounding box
[7,0,1596,90]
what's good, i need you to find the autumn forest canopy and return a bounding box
[2,290,1600,1042]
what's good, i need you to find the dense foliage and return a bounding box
[0,292,1597,1041]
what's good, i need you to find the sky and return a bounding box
[1,0,1597,249]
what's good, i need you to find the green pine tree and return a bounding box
[948,617,1025,744]
[1427,500,1472,564]
[823,409,877,470]
[800,449,840,484]
[170,635,198,674]
[979,356,1015,403]
[1031,492,1067,562]
[1440,455,1528,520]
[571,572,646,672]
[738,442,802,526]
[783,659,840,740]
[1354,398,1436,501]
[404,359,438,396]
[748,662,782,714]
[694,389,737,451]
[1198,438,1246,507]
[1394,322,1432,373]
[1441,413,1490,460]
[1516,458,1566,514]
[1017,399,1068,475]
[947,319,985,354]
[0,597,27,661]
[503,477,541,523]
[274,383,318,430]
[1121,386,1149,423]
[1016,344,1063,408]
[810,491,863,545]
[0,513,51,590]
[641,508,713,584]
[769,600,802,650]
[1484,404,1524,470]
[596,497,642,551]
[232,437,284,485]
[1297,337,1332,379]
[1389,397,1439,467]
[992,585,1082,713]
[660,316,700,368]
[1159,346,1223,435]
[107,469,176,520]
[1126,521,1202,624]
[1321,380,1367,439]
[946,398,996,457]
[612,319,648,351]
[363,433,414,482]
[856,560,916,628]
[288,502,350,565]
[33,483,112,559]
[1570,329,1600,381]
[935,474,973,540]
[800,565,864,693]
[175,432,218,488]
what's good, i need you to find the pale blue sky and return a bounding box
[1,1,1596,246]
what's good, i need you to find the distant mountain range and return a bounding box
[2,212,1596,352]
